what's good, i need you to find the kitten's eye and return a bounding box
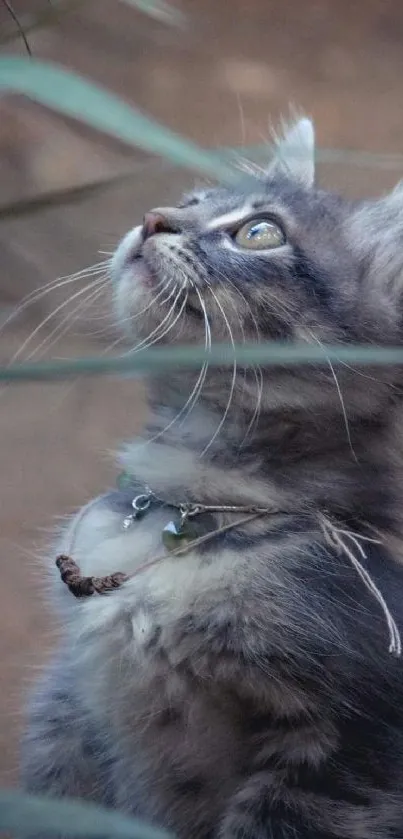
[234,219,285,250]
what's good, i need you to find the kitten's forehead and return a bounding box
[179,177,347,231]
[180,181,284,227]
[180,186,247,215]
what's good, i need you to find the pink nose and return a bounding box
[142,211,174,241]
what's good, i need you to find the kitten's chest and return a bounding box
[66,497,239,687]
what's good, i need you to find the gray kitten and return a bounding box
[21,118,403,839]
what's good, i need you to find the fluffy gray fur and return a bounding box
[21,118,403,839]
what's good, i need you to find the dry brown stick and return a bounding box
[55,511,265,598]
[56,555,129,598]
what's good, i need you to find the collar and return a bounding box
[54,474,401,657]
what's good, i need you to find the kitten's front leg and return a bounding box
[21,654,114,806]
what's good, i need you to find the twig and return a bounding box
[1,0,32,55]
[0,0,86,47]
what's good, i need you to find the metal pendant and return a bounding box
[122,492,153,530]
[161,505,198,552]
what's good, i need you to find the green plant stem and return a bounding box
[1,342,403,383]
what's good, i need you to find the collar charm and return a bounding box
[122,491,153,530]
[162,505,200,551]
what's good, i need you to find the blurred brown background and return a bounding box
[1,0,403,784]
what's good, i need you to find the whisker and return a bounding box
[136,288,188,354]
[60,259,110,277]
[233,154,266,179]
[71,280,170,333]
[5,277,108,367]
[235,90,247,145]
[176,285,211,423]
[145,285,211,445]
[333,358,399,392]
[308,330,358,464]
[200,285,237,456]
[96,279,178,353]
[0,263,109,337]
[121,283,183,357]
[101,280,176,357]
[219,275,263,449]
[214,275,248,398]
[23,280,110,361]
[217,279,247,392]
[241,364,263,448]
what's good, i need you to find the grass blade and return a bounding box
[0,790,173,839]
[0,57,238,184]
[118,0,185,27]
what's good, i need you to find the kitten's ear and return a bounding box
[266,117,315,187]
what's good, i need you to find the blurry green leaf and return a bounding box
[0,57,238,184]
[118,0,185,27]
[1,135,402,223]
[0,0,184,50]
[0,790,173,839]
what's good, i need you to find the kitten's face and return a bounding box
[110,118,403,442]
[111,178,354,349]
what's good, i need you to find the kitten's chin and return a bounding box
[124,258,155,289]
[111,227,206,345]
[112,262,153,338]
[111,228,162,338]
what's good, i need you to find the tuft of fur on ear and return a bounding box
[267,116,315,187]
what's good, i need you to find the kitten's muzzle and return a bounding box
[142,209,179,241]
[122,206,192,265]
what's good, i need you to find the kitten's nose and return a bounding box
[141,209,177,241]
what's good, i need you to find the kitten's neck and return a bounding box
[119,401,393,532]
